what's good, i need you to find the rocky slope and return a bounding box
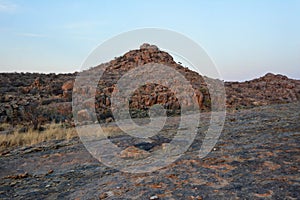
[226,73,300,109]
[0,44,299,128]
[0,73,74,129]
[1,102,299,199]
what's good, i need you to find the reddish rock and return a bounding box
[263,161,281,171]
[62,80,74,91]
[119,146,150,159]
[254,190,273,198]
[0,45,299,126]
[225,73,300,110]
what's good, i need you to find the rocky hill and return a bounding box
[75,43,212,123]
[1,44,300,199]
[226,73,300,109]
[0,44,299,129]
[0,73,74,128]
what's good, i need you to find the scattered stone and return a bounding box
[263,161,281,171]
[105,117,113,123]
[99,191,114,199]
[119,146,150,159]
[254,190,273,198]
[150,195,159,200]
[134,142,155,151]
[4,172,29,179]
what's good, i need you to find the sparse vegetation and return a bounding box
[0,122,136,152]
[0,123,77,151]
[0,123,11,131]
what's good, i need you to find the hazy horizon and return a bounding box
[0,0,299,81]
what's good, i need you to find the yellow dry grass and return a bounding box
[0,123,134,152]
[0,123,11,130]
[0,123,77,151]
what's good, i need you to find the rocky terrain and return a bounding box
[0,43,299,199]
[0,44,299,129]
[0,102,299,199]
[225,73,300,109]
[0,72,74,129]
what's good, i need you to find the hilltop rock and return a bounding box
[86,44,210,122]
[140,43,159,51]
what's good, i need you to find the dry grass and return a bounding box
[0,123,136,152]
[0,123,77,151]
[0,123,11,130]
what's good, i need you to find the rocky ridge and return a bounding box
[0,44,299,128]
[226,72,300,109]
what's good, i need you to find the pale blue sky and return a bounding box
[0,0,299,81]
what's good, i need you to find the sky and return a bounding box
[0,0,299,81]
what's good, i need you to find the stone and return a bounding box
[140,43,152,49]
[119,146,150,159]
[77,109,91,122]
[105,117,113,123]
[134,142,155,151]
[62,80,74,91]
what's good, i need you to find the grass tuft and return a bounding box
[0,123,77,152]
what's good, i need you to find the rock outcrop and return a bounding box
[0,44,299,127]
[225,73,300,109]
